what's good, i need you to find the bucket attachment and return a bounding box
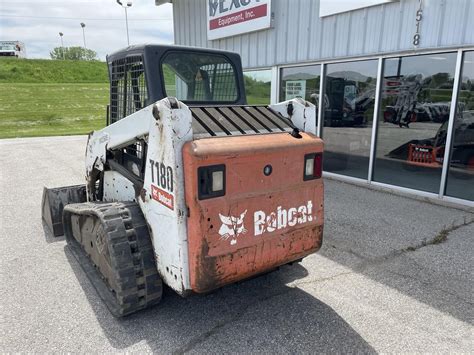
[41,185,87,237]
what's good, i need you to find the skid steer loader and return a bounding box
[42,44,324,317]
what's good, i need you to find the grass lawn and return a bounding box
[0,58,108,83]
[0,58,273,139]
[0,58,109,139]
[0,83,108,138]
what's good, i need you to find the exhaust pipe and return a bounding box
[41,185,87,237]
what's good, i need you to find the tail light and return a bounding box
[304,153,322,180]
[198,164,226,200]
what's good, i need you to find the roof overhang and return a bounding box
[155,0,171,5]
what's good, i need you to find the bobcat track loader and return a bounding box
[42,45,324,317]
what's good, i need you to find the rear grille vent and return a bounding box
[190,106,292,138]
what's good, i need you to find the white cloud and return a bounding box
[0,0,174,59]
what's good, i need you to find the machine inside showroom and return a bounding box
[41,44,324,317]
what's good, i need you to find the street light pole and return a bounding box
[125,6,130,45]
[59,32,64,60]
[116,0,132,46]
[80,22,86,48]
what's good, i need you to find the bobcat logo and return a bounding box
[218,210,247,245]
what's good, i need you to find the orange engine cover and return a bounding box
[183,132,324,293]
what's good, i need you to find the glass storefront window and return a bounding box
[445,51,474,201]
[322,59,378,179]
[373,52,458,193]
[280,65,321,104]
[280,65,321,132]
[244,69,272,105]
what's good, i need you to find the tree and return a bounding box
[50,46,98,61]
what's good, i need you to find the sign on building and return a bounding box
[319,0,397,17]
[207,0,271,40]
[285,80,306,100]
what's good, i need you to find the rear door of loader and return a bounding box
[183,132,324,293]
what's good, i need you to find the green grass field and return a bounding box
[0,57,272,139]
[0,58,109,138]
[0,83,108,138]
[0,58,108,83]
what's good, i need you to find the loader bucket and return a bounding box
[41,185,87,237]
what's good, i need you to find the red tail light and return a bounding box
[304,153,323,181]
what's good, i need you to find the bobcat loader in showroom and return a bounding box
[41,45,324,317]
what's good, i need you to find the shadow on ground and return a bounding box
[64,247,375,353]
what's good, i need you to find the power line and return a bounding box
[0,14,172,21]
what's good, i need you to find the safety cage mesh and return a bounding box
[162,52,238,103]
[110,55,148,123]
[112,140,147,179]
[195,63,237,101]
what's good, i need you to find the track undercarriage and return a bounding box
[62,201,162,317]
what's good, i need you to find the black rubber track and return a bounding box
[63,201,162,317]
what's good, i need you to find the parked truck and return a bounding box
[0,41,26,58]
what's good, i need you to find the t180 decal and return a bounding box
[149,159,173,193]
[149,159,174,210]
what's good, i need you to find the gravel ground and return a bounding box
[1,135,473,353]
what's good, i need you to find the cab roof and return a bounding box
[106,44,242,64]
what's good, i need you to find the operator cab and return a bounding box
[107,44,247,124]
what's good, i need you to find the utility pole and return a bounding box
[59,32,64,59]
[116,0,133,46]
[80,22,86,48]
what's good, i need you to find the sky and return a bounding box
[0,0,174,60]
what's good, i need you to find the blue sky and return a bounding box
[0,0,174,59]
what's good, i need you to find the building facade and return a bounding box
[156,0,474,206]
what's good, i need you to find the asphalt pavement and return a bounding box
[1,135,473,353]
